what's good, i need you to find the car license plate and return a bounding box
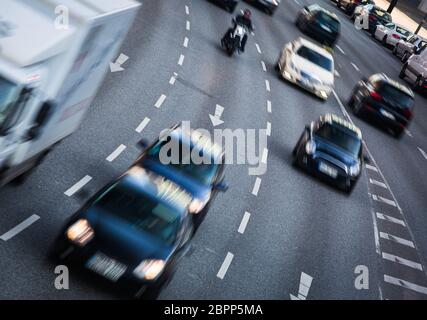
[86,252,127,282]
[380,109,395,120]
[318,162,338,178]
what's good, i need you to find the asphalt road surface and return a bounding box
[0,0,426,299]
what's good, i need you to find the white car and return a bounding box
[351,3,373,21]
[276,37,334,100]
[374,22,412,48]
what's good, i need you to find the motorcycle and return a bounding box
[221,19,247,56]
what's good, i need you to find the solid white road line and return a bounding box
[266,122,271,136]
[369,178,388,189]
[384,275,427,295]
[376,212,406,227]
[382,252,423,271]
[336,45,345,55]
[217,252,234,279]
[379,232,415,248]
[186,20,190,31]
[252,177,262,196]
[185,5,189,15]
[372,194,397,207]
[261,60,267,72]
[64,175,92,197]
[155,94,167,108]
[183,37,189,48]
[418,147,427,160]
[136,117,150,133]
[265,80,270,92]
[0,214,40,241]
[178,54,185,66]
[106,144,127,162]
[261,148,269,164]
[267,100,272,113]
[365,164,378,172]
[351,62,360,72]
[255,43,262,54]
[238,212,251,234]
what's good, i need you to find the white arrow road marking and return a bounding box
[217,252,234,279]
[418,147,427,160]
[136,117,150,133]
[64,175,92,197]
[238,212,251,234]
[384,275,427,295]
[0,215,40,241]
[209,104,225,127]
[290,272,313,300]
[109,53,129,72]
[106,144,126,162]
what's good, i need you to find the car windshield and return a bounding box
[378,84,413,109]
[373,8,392,21]
[396,27,411,37]
[296,45,333,71]
[147,135,220,185]
[316,11,340,33]
[315,123,361,156]
[93,177,182,246]
[0,76,20,129]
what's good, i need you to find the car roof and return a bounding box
[296,37,334,60]
[308,4,339,21]
[369,73,414,98]
[320,114,362,139]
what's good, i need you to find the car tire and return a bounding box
[392,44,398,55]
[344,181,356,194]
[402,52,410,63]
[382,36,388,46]
[399,63,407,79]
[413,75,423,91]
[348,95,355,109]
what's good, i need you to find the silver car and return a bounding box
[394,33,427,62]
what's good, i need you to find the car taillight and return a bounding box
[392,34,401,40]
[370,91,382,101]
[403,108,413,120]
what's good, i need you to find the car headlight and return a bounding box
[349,163,360,177]
[133,259,166,280]
[305,140,316,155]
[188,195,210,214]
[66,219,94,246]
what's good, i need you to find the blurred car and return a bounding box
[276,37,335,100]
[136,124,228,230]
[348,73,414,137]
[400,46,427,93]
[359,5,392,34]
[351,3,374,21]
[208,0,239,13]
[374,22,412,48]
[243,0,281,15]
[338,0,374,15]
[52,166,196,299]
[394,33,427,62]
[292,114,367,193]
[296,4,340,47]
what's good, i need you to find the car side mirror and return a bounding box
[137,138,149,150]
[215,180,229,192]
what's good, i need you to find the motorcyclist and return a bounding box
[222,9,254,53]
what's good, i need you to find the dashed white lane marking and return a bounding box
[178,54,185,66]
[183,37,189,48]
[372,194,397,207]
[293,0,302,5]
[238,211,251,234]
[186,20,190,31]
[64,175,92,197]
[154,94,167,108]
[261,60,267,72]
[376,212,406,227]
[405,129,413,138]
[351,62,360,72]
[418,147,427,160]
[382,252,423,271]
[265,80,270,92]
[0,214,40,241]
[136,117,150,133]
[169,76,176,85]
[252,177,262,196]
[369,178,388,189]
[267,100,272,113]
[336,45,345,55]
[217,252,234,279]
[255,43,262,54]
[365,164,378,172]
[106,144,127,162]
[380,232,415,248]
[290,272,313,300]
[384,274,427,295]
[334,70,340,77]
[261,148,269,164]
[266,122,271,136]
[185,5,189,15]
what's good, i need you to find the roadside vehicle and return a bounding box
[276,37,335,100]
[349,73,414,138]
[296,5,341,47]
[360,5,393,34]
[351,3,374,21]
[400,46,427,93]
[292,114,367,193]
[208,0,239,13]
[0,0,140,187]
[136,124,229,230]
[221,19,249,56]
[374,22,412,48]
[243,0,281,15]
[338,0,374,15]
[394,34,427,62]
[52,166,195,299]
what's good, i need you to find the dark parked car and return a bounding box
[338,0,374,15]
[208,0,239,13]
[244,0,281,15]
[52,167,196,299]
[296,5,341,47]
[292,114,367,193]
[348,73,414,138]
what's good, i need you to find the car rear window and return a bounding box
[315,123,361,156]
[373,8,392,21]
[396,27,411,37]
[378,83,414,109]
[296,46,333,71]
[316,11,340,33]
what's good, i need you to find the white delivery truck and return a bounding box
[0,0,140,186]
